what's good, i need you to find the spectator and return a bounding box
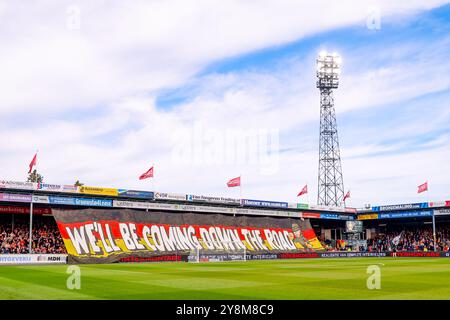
[366,226,450,252]
[0,222,66,254]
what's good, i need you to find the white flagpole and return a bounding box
[432,211,437,252]
[343,191,346,208]
[35,149,39,174]
[28,149,38,254]
[29,197,34,253]
[306,182,310,205]
[428,182,437,252]
[424,181,429,204]
[151,163,155,192]
[239,174,242,200]
[147,163,155,213]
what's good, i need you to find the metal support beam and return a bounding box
[29,199,34,254]
[316,51,345,207]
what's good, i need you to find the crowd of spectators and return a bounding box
[1,217,450,254]
[367,226,450,252]
[0,222,66,254]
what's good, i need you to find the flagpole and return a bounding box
[306,182,309,205]
[239,174,242,200]
[28,149,38,254]
[35,149,39,176]
[432,211,437,252]
[29,196,34,253]
[428,182,437,252]
[151,163,155,192]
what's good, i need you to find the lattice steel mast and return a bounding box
[316,51,345,206]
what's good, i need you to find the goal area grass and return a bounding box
[1,257,450,300]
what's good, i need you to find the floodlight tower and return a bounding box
[316,51,345,206]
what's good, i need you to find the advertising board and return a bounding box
[320,213,340,219]
[0,254,67,265]
[319,252,388,258]
[378,210,433,219]
[0,193,32,203]
[185,194,240,205]
[154,192,186,201]
[113,200,153,209]
[49,196,113,207]
[0,180,37,190]
[79,186,118,197]
[37,183,78,193]
[429,201,446,208]
[117,189,154,199]
[310,204,346,212]
[288,203,309,209]
[0,205,51,215]
[434,208,450,216]
[372,202,428,212]
[393,252,441,257]
[32,195,49,203]
[301,212,321,219]
[74,198,113,207]
[318,213,355,220]
[48,196,76,205]
[241,199,288,208]
[357,213,379,220]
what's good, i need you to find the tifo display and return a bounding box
[1,180,450,265]
[53,209,324,263]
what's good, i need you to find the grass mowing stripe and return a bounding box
[0,275,95,300]
[0,257,449,299]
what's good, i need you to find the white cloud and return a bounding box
[0,0,448,114]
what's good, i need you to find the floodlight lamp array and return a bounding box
[316,51,341,89]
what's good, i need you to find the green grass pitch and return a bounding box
[1,258,450,299]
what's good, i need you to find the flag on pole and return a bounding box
[227,176,241,188]
[297,185,308,197]
[392,232,403,246]
[28,153,37,173]
[418,182,428,193]
[139,166,154,180]
[343,190,350,202]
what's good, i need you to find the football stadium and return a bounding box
[1,181,450,299]
[1,1,450,307]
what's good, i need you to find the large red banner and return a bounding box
[53,208,324,263]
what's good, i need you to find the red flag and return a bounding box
[28,153,37,173]
[227,176,241,187]
[297,185,308,197]
[139,166,154,180]
[418,182,428,193]
[343,190,350,202]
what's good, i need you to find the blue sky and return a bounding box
[0,1,450,207]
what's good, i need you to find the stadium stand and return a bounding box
[1,213,450,255]
[367,226,450,252]
[0,215,66,254]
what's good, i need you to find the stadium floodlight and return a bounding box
[318,50,327,58]
[316,50,345,207]
[316,51,341,89]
